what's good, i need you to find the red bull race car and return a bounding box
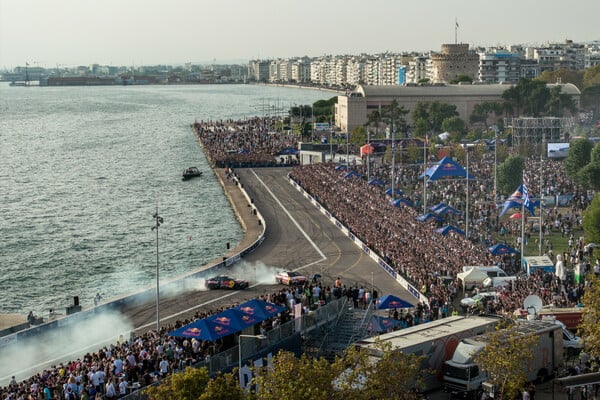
[205,275,249,290]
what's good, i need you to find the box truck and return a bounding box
[443,320,563,398]
[355,315,500,391]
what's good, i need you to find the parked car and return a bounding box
[460,292,499,310]
[204,275,249,290]
[275,271,308,286]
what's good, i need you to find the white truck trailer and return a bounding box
[355,315,500,391]
[443,319,563,398]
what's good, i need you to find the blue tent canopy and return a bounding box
[169,299,287,341]
[487,243,518,255]
[169,318,239,341]
[415,213,443,222]
[434,225,465,236]
[385,188,403,196]
[344,171,361,179]
[234,299,287,321]
[334,164,348,171]
[377,294,414,309]
[279,147,299,155]
[429,202,447,212]
[418,156,475,181]
[369,315,402,333]
[368,178,385,186]
[390,198,414,207]
[434,205,462,215]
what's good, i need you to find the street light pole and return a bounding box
[151,207,163,332]
[238,334,267,384]
[493,127,498,202]
[466,146,470,239]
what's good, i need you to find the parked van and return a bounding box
[462,266,509,278]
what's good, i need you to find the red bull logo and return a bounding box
[389,300,402,307]
[183,327,202,338]
[240,306,255,314]
[214,316,231,326]
[265,305,275,313]
[242,315,256,324]
[214,326,228,334]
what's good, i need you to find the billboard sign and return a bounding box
[548,142,569,158]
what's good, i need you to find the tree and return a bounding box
[578,162,600,191]
[497,155,525,195]
[538,68,584,90]
[441,116,466,142]
[253,350,340,400]
[450,74,473,84]
[474,322,537,400]
[582,193,600,245]
[350,125,367,147]
[581,85,600,121]
[412,101,459,134]
[564,138,593,177]
[380,99,409,137]
[144,367,210,400]
[469,101,504,130]
[199,371,246,400]
[365,109,383,139]
[332,341,425,400]
[313,97,337,123]
[580,273,600,357]
[546,85,577,117]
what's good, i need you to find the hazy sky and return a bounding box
[1,0,598,68]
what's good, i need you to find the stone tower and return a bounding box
[430,43,479,83]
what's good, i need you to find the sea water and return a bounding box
[0,83,329,315]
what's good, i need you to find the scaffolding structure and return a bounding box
[505,117,575,147]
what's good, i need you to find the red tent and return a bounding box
[360,144,374,156]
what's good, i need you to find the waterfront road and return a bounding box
[2,167,414,382]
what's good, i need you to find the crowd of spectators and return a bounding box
[3,117,597,399]
[193,118,300,168]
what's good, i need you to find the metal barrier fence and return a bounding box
[119,297,347,400]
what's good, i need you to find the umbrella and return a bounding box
[509,212,523,219]
[377,294,413,309]
[234,299,287,321]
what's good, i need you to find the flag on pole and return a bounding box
[455,20,459,28]
[425,133,429,146]
[522,178,531,209]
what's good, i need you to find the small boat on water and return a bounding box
[182,166,202,180]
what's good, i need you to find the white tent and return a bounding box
[457,267,489,291]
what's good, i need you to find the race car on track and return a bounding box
[205,275,249,290]
[275,271,308,286]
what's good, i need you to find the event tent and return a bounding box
[418,156,474,181]
[344,171,361,179]
[334,165,348,171]
[368,178,385,186]
[415,213,443,222]
[433,205,462,215]
[360,143,374,156]
[369,315,402,333]
[377,294,414,309]
[385,188,403,196]
[434,225,465,236]
[487,243,518,255]
[390,198,414,207]
[457,267,489,291]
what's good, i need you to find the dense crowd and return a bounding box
[4,117,597,399]
[192,118,300,168]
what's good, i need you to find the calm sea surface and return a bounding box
[0,83,330,315]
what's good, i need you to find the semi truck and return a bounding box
[443,320,564,398]
[355,315,500,391]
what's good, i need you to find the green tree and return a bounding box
[253,350,340,400]
[581,85,600,121]
[144,367,210,400]
[583,64,600,88]
[313,97,337,122]
[582,193,600,245]
[412,101,459,134]
[332,341,425,400]
[474,322,537,400]
[565,138,593,177]
[380,99,409,137]
[497,155,525,195]
[578,162,600,191]
[199,371,246,400]
[365,109,383,139]
[469,101,504,130]
[441,116,466,142]
[350,125,367,147]
[450,74,473,84]
[546,85,577,117]
[538,68,584,90]
[580,274,600,357]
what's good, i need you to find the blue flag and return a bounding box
[522,179,531,209]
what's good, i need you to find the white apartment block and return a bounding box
[478,50,521,83]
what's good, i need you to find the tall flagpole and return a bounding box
[423,134,428,214]
[521,174,526,271]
